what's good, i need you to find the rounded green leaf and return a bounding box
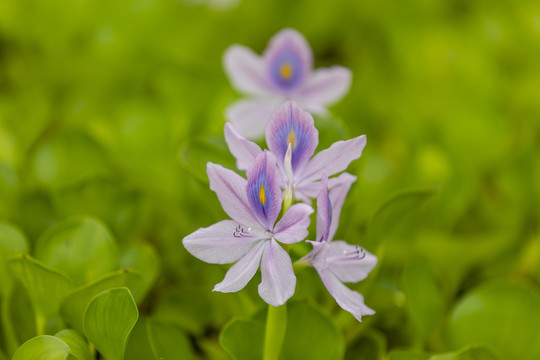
[220,302,344,360]
[8,255,72,333]
[118,242,160,303]
[402,260,444,346]
[220,319,265,360]
[0,222,28,296]
[146,318,194,360]
[55,329,92,360]
[34,216,118,286]
[12,335,70,360]
[281,302,344,360]
[83,287,139,360]
[367,186,438,246]
[447,279,540,360]
[61,269,141,334]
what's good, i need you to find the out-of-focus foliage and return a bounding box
[0,0,539,359]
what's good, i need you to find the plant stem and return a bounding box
[263,303,287,360]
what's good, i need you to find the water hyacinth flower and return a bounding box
[182,151,313,306]
[304,176,377,321]
[225,101,366,202]
[224,28,352,139]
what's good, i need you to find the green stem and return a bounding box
[263,304,287,360]
[1,292,19,356]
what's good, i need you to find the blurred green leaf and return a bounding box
[83,287,138,360]
[431,346,501,360]
[387,351,429,360]
[281,302,345,360]
[60,269,141,334]
[9,254,72,334]
[55,329,92,360]
[31,131,106,190]
[402,260,444,347]
[220,319,265,360]
[34,216,118,286]
[367,186,438,246]
[446,279,540,360]
[0,222,28,296]
[178,135,236,185]
[12,335,70,360]
[146,318,195,360]
[345,329,386,360]
[118,242,160,303]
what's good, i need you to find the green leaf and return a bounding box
[146,318,194,360]
[0,222,28,296]
[31,131,106,190]
[387,350,429,360]
[177,135,236,185]
[61,269,141,334]
[219,302,344,360]
[367,186,438,246]
[281,302,344,360]
[402,260,444,346]
[118,242,160,303]
[12,335,70,360]
[34,216,118,286]
[8,255,72,334]
[446,279,540,360]
[431,345,502,360]
[83,287,139,360]
[55,329,92,360]
[124,319,156,360]
[220,319,265,360]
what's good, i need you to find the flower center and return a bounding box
[259,184,266,205]
[286,129,297,150]
[280,62,293,80]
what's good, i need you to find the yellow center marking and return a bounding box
[280,63,293,79]
[259,185,266,205]
[287,129,296,150]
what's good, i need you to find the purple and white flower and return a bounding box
[304,175,377,321]
[224,28,352,139]
[224,101,366,202]
[182,151,313,306]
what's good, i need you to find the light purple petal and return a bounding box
[258,239,296,306]
[317,269,375,322]
[299,66,352,106]
[263,28,313,93]
[207,162,260,226]
[225,98,282,140]
[315,176,331,243]
[326,241,377,283]
[266,101,318,173]
[273,203,314,244]
[224,123,262,171]
[328,173,356,241]
[294,172,356,203]
[299,135,367,184]
[213,239,267,293]
[246,151,282,229]
[223,45,272,96]
[183,220,263,265]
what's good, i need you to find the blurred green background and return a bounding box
[1,0,540,359]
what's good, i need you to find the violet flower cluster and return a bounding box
[183,29,376,321]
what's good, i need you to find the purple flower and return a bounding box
[304,176,377,321]
[182,151,313,306]
[224,28,352,139]
[224,101,366,202]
